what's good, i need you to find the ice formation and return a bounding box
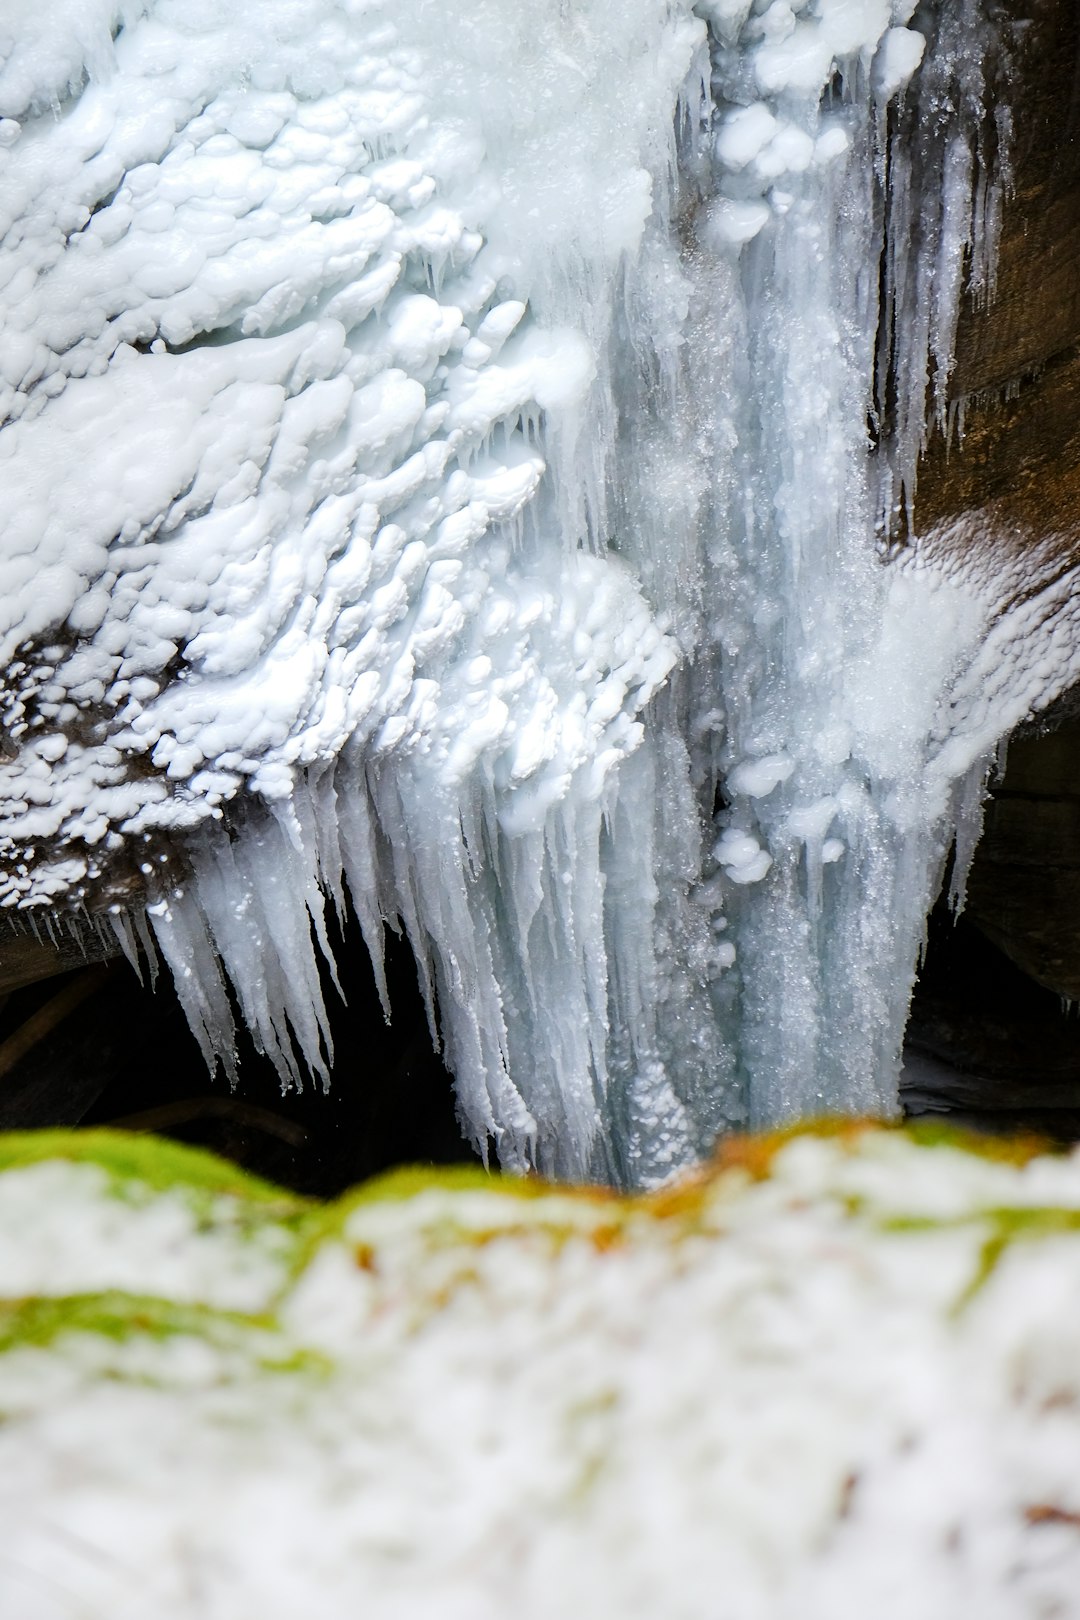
[1,1,1079,1181]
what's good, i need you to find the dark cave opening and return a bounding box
[0,905,481,1198]
[904,705,1080,1141]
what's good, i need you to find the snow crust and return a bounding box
[6,1127,1080,1618]
[0,1155,289,1309]
[0,0,691,864]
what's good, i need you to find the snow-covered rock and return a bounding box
[4,1122,1080,1618]
[0,0,697,899]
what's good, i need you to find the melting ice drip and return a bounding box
[2,1,1080,1183]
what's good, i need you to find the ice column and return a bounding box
[688,0,1012,1127]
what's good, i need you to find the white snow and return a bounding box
[713,102,779,170]
[713,827,773,884]
[699,195,771,248]
[873,25,927,99]
[728,752,794,798]
[0,1157,289,1310]
[5,1126,1080,1617]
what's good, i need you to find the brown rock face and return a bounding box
[914,0,1080,539]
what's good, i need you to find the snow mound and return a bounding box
[4,1123,1080,1618]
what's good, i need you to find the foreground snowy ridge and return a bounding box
[4,1123,1080,1619]
[3,2,1080,1177]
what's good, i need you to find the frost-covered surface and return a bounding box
[6,1124,1080,1618]
[0,0,688,858]
[2,2,1078,1181]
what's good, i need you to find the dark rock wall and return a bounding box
[916,0,1080,537]
[967,713,1080,1001]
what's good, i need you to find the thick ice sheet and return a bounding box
[682,0,1064,1129]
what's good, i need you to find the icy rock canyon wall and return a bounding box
[1,0,1079,1184]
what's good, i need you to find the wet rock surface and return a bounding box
[905,708,1080,1136]
[967,712,1080,1001]
[904,901,1080,1139]
[915,0,1080,539]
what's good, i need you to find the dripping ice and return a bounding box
[686,0,1019,1129]
[2,0,1080,1184]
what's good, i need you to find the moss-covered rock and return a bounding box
[4,1123,1080,1617]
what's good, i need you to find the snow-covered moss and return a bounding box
[4,1122,1080,1617]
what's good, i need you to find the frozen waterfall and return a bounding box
[2,1,1080,1184]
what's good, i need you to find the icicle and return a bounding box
[688,0,1014,1129]
[133,908,160,992]
[877,0,1010,525]
[147,894,239,1087]
[948,755,992,917]
[108,911,146,986]
[128,0,1025,1175]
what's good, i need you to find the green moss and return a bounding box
[882,1206,1080,1239]
[0,1120,1077,1371]
[285,1165,598,1286]
[901,1119,1054,1167]
[706,1117,1057,1185]
[0,1122,1074,1324]
[0,1290,274,1356]
[344,1163,517,1206]
[0,1129,311,1211]
[2,1119,1046,1231]
[875,1202,1080,1313]
[961,1205,1080,1309]
[710,1116,882,1173]
[258,1346,335,1379]
[0,1289,337,1379]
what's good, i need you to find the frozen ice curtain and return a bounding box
[2,2,1079,1182]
